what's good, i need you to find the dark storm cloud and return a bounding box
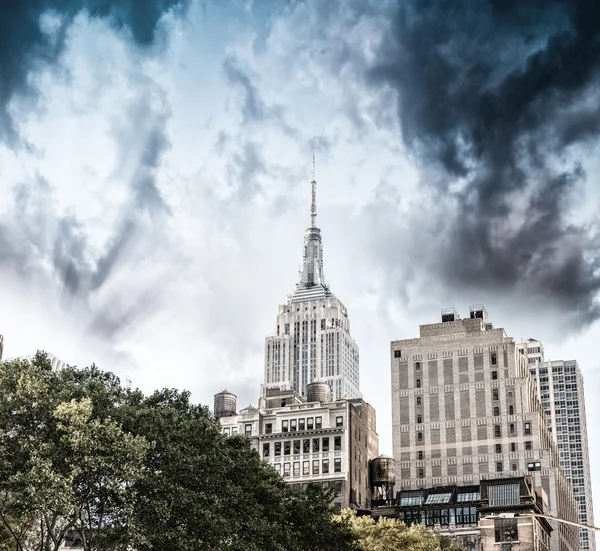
[369,0,600,326]
[0,0,188,143]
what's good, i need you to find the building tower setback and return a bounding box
[262,162,361,401]
[520,340,596,551]
[390,306,579,551]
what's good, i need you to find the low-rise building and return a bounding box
[215,383,379,509]
[372,475,552,551]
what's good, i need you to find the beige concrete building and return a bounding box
[216,385,378,509]
[520,340,595,551]
[390,306,578,551]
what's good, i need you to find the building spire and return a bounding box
[311,153,317,228]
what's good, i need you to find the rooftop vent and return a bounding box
[441,308,458,323]
[469,304,488,322]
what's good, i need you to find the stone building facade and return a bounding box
[217,388,378,509]
[390,306,579,551]
[520,340,595,551]
[262,169,360,401]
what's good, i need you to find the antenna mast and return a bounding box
[311,154,317,228]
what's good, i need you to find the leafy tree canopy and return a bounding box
[0,352,357,551]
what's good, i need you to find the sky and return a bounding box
[0,0,599,533]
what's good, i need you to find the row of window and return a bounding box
[399,507,478,526]
[274,458,342,477]
[291,480,343,494]
[264,415,344,434]
[263,436,343,457]
[413,440,533,460]
[414,460,530,478]
[415,423,531,442]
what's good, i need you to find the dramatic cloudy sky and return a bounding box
[1,0,599,528]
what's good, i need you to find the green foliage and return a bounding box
[0,352,357,551]
[342,510,466,551]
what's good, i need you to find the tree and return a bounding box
[0,354,358,551]
[342,510,465,551]
[120,388,358,551]
[0,353,147,551]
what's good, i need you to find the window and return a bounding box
[284,441,291,455]
[415,361,421,371]
[493,406,500,416]
[525,441,532,450]
[527,461,542,472]
[492,371,498,380]
[322,437,330,452]
[493,389,499,401]
[495,444,502,453]
[283,463,291,478]
[489,484,519,506]
[313,438,320,452]
[334,436,342,451]
[491,352,498,365]
[511,443,517,452]
[263,443,270,457]
[418,451,424,460]
[417,432,423,442]
[232,427,238,435]
[496,462,503,472]
[293,440,300,455]
[524,422,532,435]
[322,459,329,473]
[494,425,501,438]
[275,463,281,474]
[265,423,272,434]
[315,416,322,429]
[510,423,515,434]
[400,491,422,506]
[307,417,314,429]
[223,428,230,436]
[245,424,252,436]
[275,442,281,456]
[321,319,326,330]
[285,323,290,335]
[303,460,310,475]
[293,461,300,477]
[456,491,480,502]
[299,418,305,431]
[290,419,297,432]
[336,416,343,427]
[417,414,422,424]
[416,396,422,406]
[494,518,518,542]
[425,492,452,504]
[303,439,310,453]
[394,349,402,358]
[334,458,342,472]
[416,379,421,388]
[512,463,517,471]
[509,405,514,415]
[418,468,424,478]
[282,420,289,432]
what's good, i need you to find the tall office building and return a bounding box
[520,341,595,551]
[390,306,579,551]
[262,167,361,401]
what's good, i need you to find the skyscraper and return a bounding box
[262,163,361,401]
[520,340,596,551]
[390,306,579,551]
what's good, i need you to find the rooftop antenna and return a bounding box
[311,153,317,228]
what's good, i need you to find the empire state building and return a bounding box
[262,165,361,401]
